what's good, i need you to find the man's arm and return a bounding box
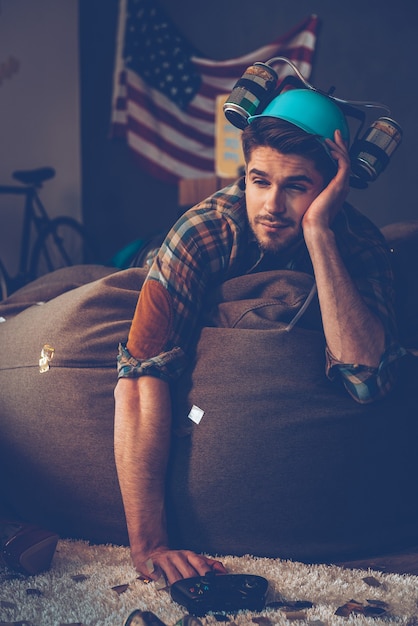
[114,205,239,583]
[114,376,226,584]
[302,131,386,376]
[304,226,385,367]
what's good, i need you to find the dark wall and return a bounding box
[79,0,418,262]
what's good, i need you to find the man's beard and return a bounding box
[250,214,303,257]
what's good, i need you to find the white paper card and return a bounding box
[188,404,205,424]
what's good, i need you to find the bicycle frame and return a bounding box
[0,183,50,282]
[0,168,95,301]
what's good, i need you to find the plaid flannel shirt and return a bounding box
[118,178,405,403]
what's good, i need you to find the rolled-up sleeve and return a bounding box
[117,342,186,381]
[326,342,408,403]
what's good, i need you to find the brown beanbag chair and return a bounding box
[0,226,417,563]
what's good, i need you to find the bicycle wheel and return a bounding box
[0,258,9,301]
[30,216,98,280]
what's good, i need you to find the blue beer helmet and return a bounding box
[248,88,350,144]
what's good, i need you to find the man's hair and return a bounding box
[242,117,337,185]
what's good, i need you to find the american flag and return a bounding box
[111,0,319,183]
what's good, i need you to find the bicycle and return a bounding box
[0,167,98,300]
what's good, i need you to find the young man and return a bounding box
[114,91,404,585]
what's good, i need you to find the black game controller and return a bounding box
[170,573,269,615]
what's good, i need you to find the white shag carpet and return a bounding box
[1,539,418,626]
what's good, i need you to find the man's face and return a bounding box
[245,146,325,255]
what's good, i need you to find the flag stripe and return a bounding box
[111,0,319,183]
[126,77,215,144]
[127,106,214,166]
[127,133,214,183]
[120,70,216,139]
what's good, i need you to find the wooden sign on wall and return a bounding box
[215,94,245,178]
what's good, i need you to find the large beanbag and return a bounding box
[0,266,138,544]
[169,272,418,561]
[0,224,417,563]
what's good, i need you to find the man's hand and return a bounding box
[302,129,351,231]
[135,547,227,586]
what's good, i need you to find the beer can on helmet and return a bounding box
[223,62,279,130]
[350,116,402,181]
